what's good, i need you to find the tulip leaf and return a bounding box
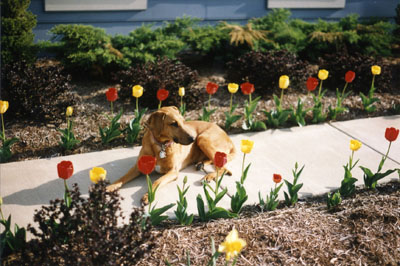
[196,194,206,222]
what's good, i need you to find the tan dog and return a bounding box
[107,106,236,204]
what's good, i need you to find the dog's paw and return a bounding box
[203,173,217,182]
[195,162,204,171]
[106,183,122,192]
[141,193,149,206]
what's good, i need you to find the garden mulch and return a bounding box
[136,182,400,265]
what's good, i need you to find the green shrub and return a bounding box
[1,0,37,65]
[226,50,311,94]
[112,58,199,110]
[112,24,185,65]
[1,60,75,120]
[49,24,125,75]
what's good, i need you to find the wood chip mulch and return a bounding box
[137,182,400,265]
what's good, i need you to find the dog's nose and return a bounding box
[187,135,195,144]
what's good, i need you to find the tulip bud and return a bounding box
[90,167,107,184]
[279,75,290,89]
[179,87,185,97]
[227,83,239,94]
[371,65,381,75]
[0,101,9,114]
[318,69,329,80]
[132,85,144,98]
[66,106,73,117]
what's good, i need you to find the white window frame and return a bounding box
[267,0,346,9]
[44,0,147,11]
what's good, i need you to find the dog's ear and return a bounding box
[146,111,166,135]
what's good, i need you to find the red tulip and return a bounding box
[345,71,356,83]
[206,82,219,95]
[157,88,169,101]
[106,87,118,102]
[138,155,157,175]
[273,174,282,184]
[240,82,255,95]
[385,127,399,142]
[306,77,319,92]
[214,152,227,168]
[57,161,74,180]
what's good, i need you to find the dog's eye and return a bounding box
[170,121,178,127]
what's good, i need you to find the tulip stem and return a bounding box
[371,75,376,91]
[158,100,161,110]
[110,101,114,115]
[208,94,211,110]
[279,89,284,110]
[241,154,246,180]
[215,168,219,195]
[1,113,5,141]
[229,94,233,113]
[66,117,70,143]
[318,80,323,99]
[136,97,139,114]
[249,93,252,103]
[180,96,183,110]
[341,82,348,99]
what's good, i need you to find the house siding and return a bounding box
[29,0,398,41]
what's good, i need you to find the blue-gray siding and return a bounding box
[30,0,398,41]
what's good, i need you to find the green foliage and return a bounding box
[0,214,27,258]
[224,104,241,130]
[0,137,19,163]
[361,166,398,190]
[49,24,125,74]
[289,98,310,127]
[243,96,267,131]
[264,95,292,128]
[284,163,304,207]
[99,109,123,144]
[259,182,283,211]
[197,172,237,222]
[1,0,37,65]
[339,151,359,197]
[112,24,185,65]
[174,177,194,226]
[58,119,80,151]
[328,88,349,120]
[146,176,175,226]
[199,106,216,122]
[327,191,342,211]
[230,164,251,214]
[360,85,379,113]
[125,108,147,144]
[311,95,327,124]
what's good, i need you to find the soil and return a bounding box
[4,62,400,163]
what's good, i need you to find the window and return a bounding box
[267,0,345,9]
[44,0,147,11]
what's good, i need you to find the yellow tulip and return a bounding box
[132,85,144,98]
[240,139,254,154]
[179,87,185,97]
[350,139,362,151]
[218,229,246,261]
[371,65,381,75]
[66,106,73,117]
[89,167,107,184]
[0,101,9,114]
[318,69,329,80]
[279,75,289,89]
[227,83,239,94]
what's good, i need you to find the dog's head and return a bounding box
[146,106,195,145]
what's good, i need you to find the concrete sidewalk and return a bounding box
[1,115,399,237]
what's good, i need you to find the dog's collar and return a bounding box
[150,133,173,159]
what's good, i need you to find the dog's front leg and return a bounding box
[107,164,141,192]
[141,170,178,205]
